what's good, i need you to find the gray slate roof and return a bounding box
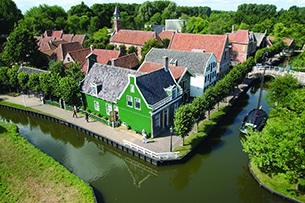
[80,63,177,105]
[145,48,213,75]
[18,66,49,74]
[137,68,176,105]
[80,63,144,103]
[254,32,266,47]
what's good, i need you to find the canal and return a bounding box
[0,84,290,203]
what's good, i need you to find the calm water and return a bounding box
[0,85,290,203]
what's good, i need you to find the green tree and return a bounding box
[265,74,299,107]
[23,4,67,35]
[183,16,208,34]
[127,46,137,55]
[174,103,193,146]
[65,62,84,82]
[242,87,305,187]
[0,66,10,92]
[48,61,66,77]
[39,72,52,98]
[27,73,40,92]
[17,71,29,92]
[1,20,45,66]
[84,27,110,49]
[140,38,163,62]
[7,66,19,92]
[59,76,80,105]
[119,44,127,56]
[67,1,93,17]
[0,0,22,36]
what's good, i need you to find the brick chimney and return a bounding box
[163,56,169,72]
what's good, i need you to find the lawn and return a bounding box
[0,122,95,203]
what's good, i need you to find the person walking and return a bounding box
[142,129,147,144]
[72,106,78,118]
[85,112,89,123]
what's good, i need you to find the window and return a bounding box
[155,114,160,127]
[173,102,179,112]
[130,84,134,93]
[172,87,177,99]
[106,104,112,115]
[94,100,100,111]
[135,98,141,110]
[127,96,132,107]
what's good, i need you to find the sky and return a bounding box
[14,0,305,14]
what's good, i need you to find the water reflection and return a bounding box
[0,84,290,203]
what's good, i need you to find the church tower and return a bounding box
[113,5,121,33]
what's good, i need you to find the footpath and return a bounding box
[0,77,253,158]
[0,94,182,153]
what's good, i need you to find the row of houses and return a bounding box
[34,5,294,138]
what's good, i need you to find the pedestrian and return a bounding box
[85,112,89,123]
[142,129,147,144]
[72,106,78,118]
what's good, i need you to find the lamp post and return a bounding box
[169,126,173,152]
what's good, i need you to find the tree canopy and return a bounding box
[242,75,305,187]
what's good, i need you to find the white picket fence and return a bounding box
[123,140,179,160]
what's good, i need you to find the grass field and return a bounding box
[0,122,95,203]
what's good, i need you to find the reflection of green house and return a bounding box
[80,54,183,137]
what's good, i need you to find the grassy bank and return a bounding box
[0,122,95,203]
[174,105,228,156]
[250,162,305,202]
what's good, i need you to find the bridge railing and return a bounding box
[123,139,179,160]
[250,66,305,85]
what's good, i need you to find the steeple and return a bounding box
[113,5,121,33]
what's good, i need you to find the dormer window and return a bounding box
[90,83,102,96]
[130,84,134,93]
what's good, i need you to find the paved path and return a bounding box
[0,94,182,153]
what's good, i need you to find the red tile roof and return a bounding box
[112,53,139,69]
[81,49,121,73]
[62,34,74,42]
[55,42,83,61]
[68,48,91,64]
[168,33,227,62]
[138,61,185,81]
[159,30,176,41]
[228,30,251,44]
[111,29,162,46]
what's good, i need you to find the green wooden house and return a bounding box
[80,56,183,138]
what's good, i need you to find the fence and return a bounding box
[123,139,179,160]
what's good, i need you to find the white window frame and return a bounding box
[134,98,141,110]
[94,100,100,111]
[130,84,135,93]
[155,113,160,128]
[106,103,112,115]
[127,95,133,107]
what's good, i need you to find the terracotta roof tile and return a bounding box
[62,34,74,42]
[168,33,227,62]
[228,30,250,44]
[112,53,139,69]
[158,30,176,40]
[55,42,83,61]
[81,49,120,73]
[138,61,185,82]
[111,29,161,46]
[68,48,91,64]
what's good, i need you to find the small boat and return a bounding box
[240,107,268,134]
[240,65,268,134]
